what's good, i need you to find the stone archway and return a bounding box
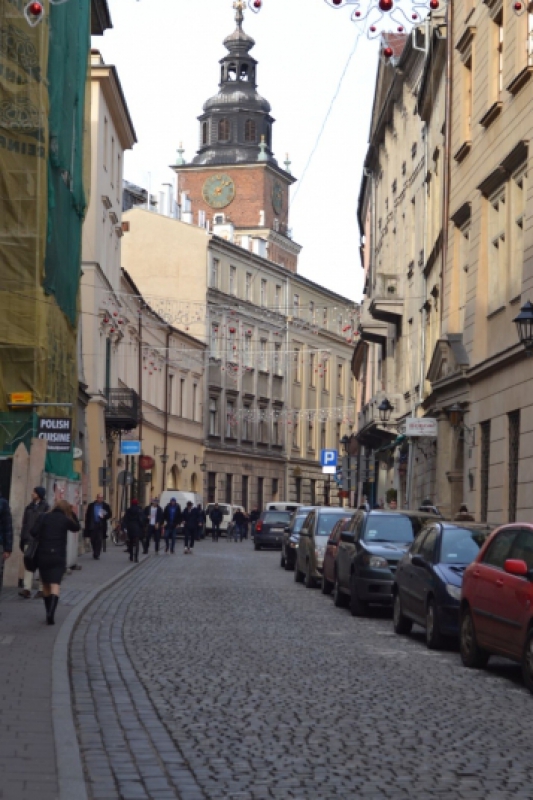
[191,472,198,493]
[169,464,179,490]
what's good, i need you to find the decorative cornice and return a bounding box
[455,26,476,58]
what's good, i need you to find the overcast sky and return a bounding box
[95,0,378,301]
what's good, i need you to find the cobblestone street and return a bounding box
[72,541,533,800]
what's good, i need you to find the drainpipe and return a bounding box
[162,327,170,493]
[138,303,143,445]
[284,277,290,500]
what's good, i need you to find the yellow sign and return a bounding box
[10,393,33,405]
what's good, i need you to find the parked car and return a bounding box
[459,523,533,692]
[280,506,314,571]
[205,503,244,537]
[393,522,492,648]
[321,517,353,595]
[253,510,292,550]
[334,510,437,616]
[294,508,355,588]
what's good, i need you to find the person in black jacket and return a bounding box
[209,503,223,542]
[0,492,13,599]
[143,497,164,554]
[182,502,199,554]
[85,493,111,560]
[163,498,181,554]
[196,504,206,540]
[122,499,145,563]
[19,487,49,598]
[30,499,80,625]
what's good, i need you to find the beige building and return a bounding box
[354,26,446,509]
[428,0,533,522]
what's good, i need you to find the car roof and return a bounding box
[365,510,444,522]
[437,521,496,531]
[316,507,356,514]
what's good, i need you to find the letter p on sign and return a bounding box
[321,449,338,473]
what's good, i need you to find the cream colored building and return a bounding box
[427,0,533,522]
[121,208,357,508]
[354,24,446,509]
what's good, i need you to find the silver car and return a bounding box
[294,507,356,588]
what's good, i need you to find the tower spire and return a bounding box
[233,0,245,28]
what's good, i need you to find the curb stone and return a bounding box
[52,556,152,800]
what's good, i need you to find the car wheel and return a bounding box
[304,562,315,589]
[254,542,260,551]
[349,574,368,617]
[393,592,412,635]
[522,628,533,694]
[321,573,333,595]
[294,559,304,583]
[460,608,490,669]
[284,554,294,571]
[280,550,286,568]
[426,598,443,650]
[333,576,348,608]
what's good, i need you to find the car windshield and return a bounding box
[316,512,352,537]
[363,515,416,544]
[292,515,308,533]
[439,527,489,564]
[263,512,292,525]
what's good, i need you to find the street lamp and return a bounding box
[180,457,188,469]
[446,403,475,446]
[513,300,533,355]
[340,434,350,453]
[378,397,394,424]
[199,462,207,472]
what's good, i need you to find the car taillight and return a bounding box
[256,521,263,532]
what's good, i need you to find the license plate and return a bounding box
[271,528,284,533]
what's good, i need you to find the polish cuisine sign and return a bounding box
[38,418,72,452]
[405,418,438,438]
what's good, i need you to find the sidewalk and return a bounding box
[0,543,139,800]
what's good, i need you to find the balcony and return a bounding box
[356,394,403,449]
[359,302,387,345]
[104,389,140,432]
[369,274,404,325]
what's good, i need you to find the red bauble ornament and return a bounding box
[397,26,404,31]
[333,0,343,5]
[253,0,262,7]
[113,311,118,317]
[379,0,393,11]
[355,10,361,15]
[412,12,418,18]
[429,0,439,8]
[383,46,394,58]
[514,1,522,8]
[28,2,43,15]
[370,25,377,31]
[109,328,115,334]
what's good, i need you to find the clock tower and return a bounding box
[173,1,300,272]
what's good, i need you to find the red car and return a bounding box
[321,517,353,595]
[460,523,533,692]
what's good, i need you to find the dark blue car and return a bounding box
[392,522,492,649]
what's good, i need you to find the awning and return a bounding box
[374,434,406,454]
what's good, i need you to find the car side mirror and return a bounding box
[340,531,355,544]
[411,554,426,568]
[504,558,528,577]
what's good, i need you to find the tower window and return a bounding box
[240,64,249,81]
[228,63,237,81]
[244,119,256,142]
[202,121,208,145]
[218,119,230,142]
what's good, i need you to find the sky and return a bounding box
[95,0,379,302]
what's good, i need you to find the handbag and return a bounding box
[23,536,40,573]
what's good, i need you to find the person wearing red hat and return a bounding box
[121,498,145,563]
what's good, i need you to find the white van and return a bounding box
[205,503,245,535]
[159,491,203,511]
[265,502,303,514]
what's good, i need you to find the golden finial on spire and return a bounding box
[233,0,246,25]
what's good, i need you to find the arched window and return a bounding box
[218,119,230,142]
[202,121,208,145]
[228,63,237,81]
[244,119,256,142]
[240,64,249,81]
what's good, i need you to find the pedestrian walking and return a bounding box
[163,497,181,553]
[454,503,475,522]
[0,491,13,600]
[182,501,199,554]
[196,504,206,540]
[30,499,80,625]
[232,508,247,542]
[249,506,260,540]
[143,497,164,554]
[19,487,49,599]
[122,499,145,563]
[209,503,223,541]
[85,493,111,560]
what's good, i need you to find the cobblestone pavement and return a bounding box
[73,542,533,800]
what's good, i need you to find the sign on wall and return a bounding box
[405,418,438,438]
[38,418,72,452]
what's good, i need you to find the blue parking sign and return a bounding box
[320,449,338,468]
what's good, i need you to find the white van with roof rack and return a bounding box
[265,502,303,513]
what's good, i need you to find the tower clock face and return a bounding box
[202,174,236,209]
[272,181,283,215]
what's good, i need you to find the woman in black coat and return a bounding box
[31,499,80,625]
[121,499,145,563]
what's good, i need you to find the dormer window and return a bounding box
[244,119,256,142]
[218,119,230,142]
[228,63,237,81]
